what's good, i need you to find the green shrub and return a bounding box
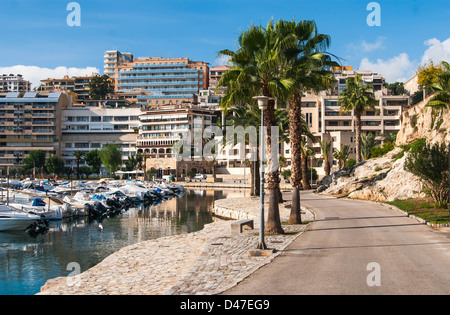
[404,141,449,208]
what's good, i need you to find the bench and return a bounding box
[231,219,254,234]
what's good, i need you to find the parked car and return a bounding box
[194,174,206,180]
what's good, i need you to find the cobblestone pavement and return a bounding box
[38,193,314,295]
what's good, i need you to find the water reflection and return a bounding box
[0,188,248,295]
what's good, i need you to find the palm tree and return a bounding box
[299,138,314,190]
[361,133,377,161]
[333,143,351,170]
[339,75,377,163]
[274,19,337,224]
[227,103,290,197]
[218,20,293,235]
[73,151,84,180]
[427,61,450,110]
[319,139,332,176]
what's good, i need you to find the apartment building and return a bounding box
[104,50,134,78]
[40,73,113,105]
[0,91,71,169]
[61,99,141,173]
[209,65,229,95]
[115,57,209,107]
[280,67,409,177]
[0,74,31,93]
[137,105,218,178]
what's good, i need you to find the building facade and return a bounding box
[60,100,141,173]
[0,74,31,93]
[115,57,209,107]
[0,91,71,169]
[104,50,134,78]
[40,73,113,105]
[137,105,218,178]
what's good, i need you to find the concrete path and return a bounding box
[224,191,450,295]
[38,195,314,295]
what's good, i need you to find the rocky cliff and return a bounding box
[396,95,450,146]
[317,95,449,202]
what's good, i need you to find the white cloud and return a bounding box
[214,55,231,67]
[359,53,415,83]
[361,37,385,53]
[421,37,450,65]
[0,65,100,90]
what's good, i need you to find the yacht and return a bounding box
[0,205,40,231]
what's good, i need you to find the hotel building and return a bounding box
[0,74,32,93]
[280,67,409,176]
[0,91,71,169]
[115,57,209,107]
[137,104,218,177]
[104,50,134,78]
[40,74,114,105]
[60,99,141,174]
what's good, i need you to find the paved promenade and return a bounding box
[38,192,314,295]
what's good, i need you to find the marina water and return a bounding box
[0,189,247,295]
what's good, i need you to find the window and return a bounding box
[91,116,101,122]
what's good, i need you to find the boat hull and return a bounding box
[0,218,39,231]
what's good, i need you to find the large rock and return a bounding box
[318,148,425,202]
[396,95,450,146]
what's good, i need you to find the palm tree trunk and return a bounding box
[355,110,362,163]
[301,153,310,190]
[324,159,331,176]
[288,93,303,224]
[263,85,284,235]
[76,159,80,180]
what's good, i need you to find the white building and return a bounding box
[0,74,31,92]
[61,100,141,174]
[104,50,134,78]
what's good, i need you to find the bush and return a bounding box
[371,142,395,158]
[345,159,357,168]
[404,141,449,208]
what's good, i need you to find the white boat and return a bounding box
[0,205,40,231]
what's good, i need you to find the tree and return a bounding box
[99,144,122,177]
[417,61,444,99]
[45,155,64,177]
[299,138,314,190]
[89,74,114,100]
[361,133,377,160]
[218,20,293,236]
[339,75,377,163]
[84,149,102,177]
[24,150,46,177]
[333,143,351,170]
[275,19,337,224]
[386,82,405,95]
[79,166,92,179]
[227,102,290,197]
[319,139,332,176]
[427,61,450,110]
[73,151,84,180]
[405,140,449,208]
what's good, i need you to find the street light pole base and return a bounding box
[256,241,267,250]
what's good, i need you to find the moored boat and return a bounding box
[0,205,41,231]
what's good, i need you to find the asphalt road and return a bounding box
[223,191,450,295]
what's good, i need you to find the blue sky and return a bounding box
[1,0,450,87]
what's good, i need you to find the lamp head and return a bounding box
[252,96,270,110]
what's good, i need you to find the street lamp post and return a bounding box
[253,96,270,250]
